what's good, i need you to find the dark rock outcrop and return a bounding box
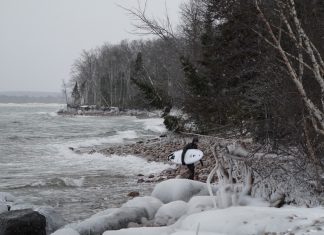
[127,191,140,197]
[0,209,46,235]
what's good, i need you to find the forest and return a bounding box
[67,0,324,196]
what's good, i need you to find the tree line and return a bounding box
[68,39,183,110]
[68,0,324,185]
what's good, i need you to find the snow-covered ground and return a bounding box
[44,179,324,235]
[103,206,324,235]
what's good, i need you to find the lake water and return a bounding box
[0,103,170,222]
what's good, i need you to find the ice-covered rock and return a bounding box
[121,196,163,219]
[186,196,215,214]
[154,200,188,226]
[36,206,67,234]
[238,195,269,207]
[68,207,148,235]
[151,179,217,203]
[97,206,324,235]
[103,226,171,235]
[89,208,118,218]
[178,206,324,235]
[51,227,80,235]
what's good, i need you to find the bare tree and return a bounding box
[118,0,181,52]
[255,0,324,136]
[254,0,324,190]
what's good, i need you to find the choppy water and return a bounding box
[0,103,170,222]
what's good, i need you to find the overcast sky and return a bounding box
[0,0,184,92]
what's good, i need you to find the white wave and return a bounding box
[134,118,166,133]
[46,145,172,177]
[61,177,85,187]
[54,130,139,149]
[35,111,58,117]
[29,177,85,188]
[88,153,173,176]
[29,180,47,187]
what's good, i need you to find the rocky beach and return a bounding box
[97,134,220,184]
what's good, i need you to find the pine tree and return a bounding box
[71,82,81,107]
[130,52,171,110]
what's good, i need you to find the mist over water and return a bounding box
[0,103,169,222]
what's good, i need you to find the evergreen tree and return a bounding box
[71,82,81,107]
[130,52,171,110]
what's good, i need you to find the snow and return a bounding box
[45,177,324,235]
[151,179,217,203]
[121,196,163,219]
[103,226,171,235]
[178,206,324,235]
[65,207,148,235]
[186,196,215,214]
[51,228,80,235]
[154,201,188,226]
[89,208,118,218]
[35,206,67,234]
[102,206,324,235]
[226,142,248,157]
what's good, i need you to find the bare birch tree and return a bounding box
[255,0,324,190]
[255,0,324,136]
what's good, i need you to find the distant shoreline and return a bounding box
[0,95,64,103]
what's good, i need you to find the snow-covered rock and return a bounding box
[179,206,324,235]
[51,228,80,235]
[89,208,118,218]
[35,206,67,234]
[103,226,171,235]
[67,207,148,235]
[154,201,188,226]
[102,206,324,235]
[121,196,163,219]
[238,195,269,207]
[186,196,215,215]
[151,179,217,203]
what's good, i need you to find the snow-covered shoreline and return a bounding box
[50,178,324,235]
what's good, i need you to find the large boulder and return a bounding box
[186,196,215,215]
[154,201,188,226]
[35,207,67,234]
[0,209,46,235]
[67,207,148,235]
[151,179,217,203]
[121,196,163,219]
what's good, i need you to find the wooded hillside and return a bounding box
[68,0,324,193]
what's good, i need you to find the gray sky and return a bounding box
[0,0,184,92]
